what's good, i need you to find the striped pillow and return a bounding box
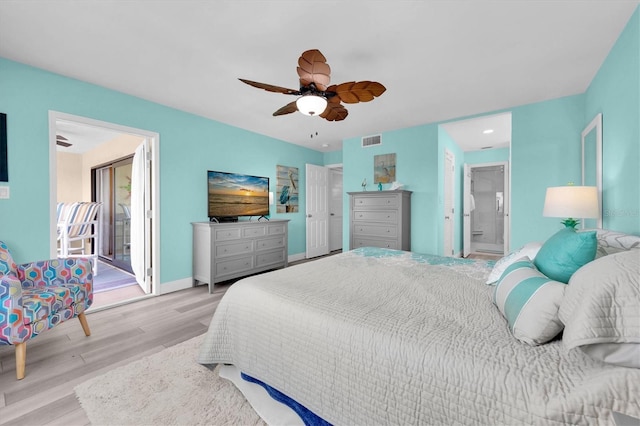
[493,257,566,346]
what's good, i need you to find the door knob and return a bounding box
[307,214,312,218]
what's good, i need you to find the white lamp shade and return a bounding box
[543,186,599,218]
[269,192,274,205]
[296,95,327,116]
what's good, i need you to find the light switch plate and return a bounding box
[0,186,10,199]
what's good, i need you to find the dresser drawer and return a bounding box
[352,195,399,209]
[353,210,398,223]
[256,249,286,267]
[353,223,398,238]
[214,227,242,241]
[215,256,254,278]
[352,238,398,250]
[215,240,254,258]
[267,223,286,235]
[242,225,267,238]
[256,236,285,251]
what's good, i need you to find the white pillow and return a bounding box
[486,242,542,284]
[493,256,565,346]
[559,250,640,368]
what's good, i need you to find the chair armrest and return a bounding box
[17,258,93,288]
[0,273,27,344]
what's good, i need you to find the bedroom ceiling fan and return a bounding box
[239,49,386,121]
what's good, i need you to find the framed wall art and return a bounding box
[0,113,7,182]
[374,153,396,184]
[276,165,299,213]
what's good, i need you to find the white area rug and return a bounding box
[74,334,266,426]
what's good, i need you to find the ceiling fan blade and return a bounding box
[273,101,299,117]
[320,100,348,121]
[56,134,72,147]
[239,79,300,95]
[297,49,331,91]
[329,81,386,104]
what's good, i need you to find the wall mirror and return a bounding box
[581,113,602,228]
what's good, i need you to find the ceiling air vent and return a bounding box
[362,134,381,148]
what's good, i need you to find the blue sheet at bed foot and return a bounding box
[241,372,332,426]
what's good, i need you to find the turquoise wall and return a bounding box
[585,6,640,234]
[509,95,585,247]
[0,57,323,285]
[343,125,439,254]
[323,149,343,165]
[465,148,510,165]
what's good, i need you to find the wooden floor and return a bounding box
[0,252,342,425]
[0,284,228,426]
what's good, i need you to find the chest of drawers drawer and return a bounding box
[215,255,254,279]
[352,195,399,209]
[256,236,285,251]
[353,210,398,223]
[215,240,254,258]
[352,237,399,250]
[352,223,398,238]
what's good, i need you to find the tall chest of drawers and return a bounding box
[192,219,289,293]
[348,190,412,251]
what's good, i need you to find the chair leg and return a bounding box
[15,342,26,380]
[78,312,91,336]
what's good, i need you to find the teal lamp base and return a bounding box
[560,218,580,229]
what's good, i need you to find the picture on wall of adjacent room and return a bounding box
[0,113,8,182]
[374,153,396,184]
[276,165,299,213]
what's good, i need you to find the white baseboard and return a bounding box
[162,253,306,295]
[159,277,193,294]
[288,253,306,263]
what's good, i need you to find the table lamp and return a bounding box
[543,185,599,229]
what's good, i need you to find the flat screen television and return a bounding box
[207,170,270,221]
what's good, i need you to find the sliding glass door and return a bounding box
[93,157,133,273]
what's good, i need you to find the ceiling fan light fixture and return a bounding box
[296,95,327,116]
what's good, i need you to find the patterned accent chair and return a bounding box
[0,240,93,380]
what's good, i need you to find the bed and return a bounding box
[198,229,640,425]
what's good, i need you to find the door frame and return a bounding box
[48,111,161,296]
[326,163,343,253]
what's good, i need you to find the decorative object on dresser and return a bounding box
[192,220,289,293]
[348,190,411,250]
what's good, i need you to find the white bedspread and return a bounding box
[198,248,640,425]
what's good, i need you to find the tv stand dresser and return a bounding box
[192,219,289,293]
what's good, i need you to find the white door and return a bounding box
[305,164,329,258]
[463,161,510,257]
[329,168,343,252]
[443,150,455,256]
[131,140,152,293]
[463,163,472,257]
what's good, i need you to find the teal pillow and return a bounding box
[534,228,597,283]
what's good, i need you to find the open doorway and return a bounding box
[440,112,511,257]
[49,112,160,310]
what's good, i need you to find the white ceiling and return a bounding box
[0,1,637,152]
